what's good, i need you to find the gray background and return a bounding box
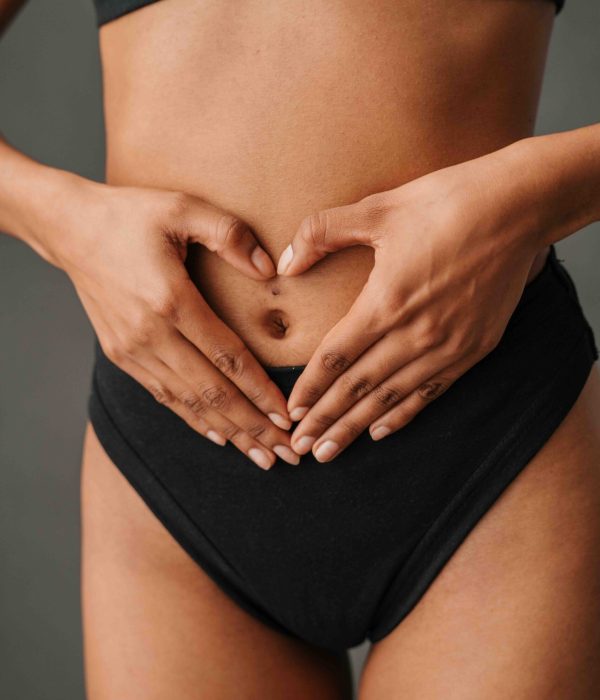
[1,1,599,698]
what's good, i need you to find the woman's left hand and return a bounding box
[277,146,546,462]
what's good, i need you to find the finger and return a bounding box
[178,196,276,280]
[290,325,435,444]
[113,352,228,447]
[277,195,383,276]
[306,352,465,462]
[286,286,386,420]
[174,278,292,429]
[369,365,465,440]
[156,330,299,459]
[134,354,296,469]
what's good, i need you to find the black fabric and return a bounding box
[92,0,566,26]
[93,0,159,25]
[87,245,597,651]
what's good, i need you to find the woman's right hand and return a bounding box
[41,176,299,469]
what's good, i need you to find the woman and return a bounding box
[1,0,599,697]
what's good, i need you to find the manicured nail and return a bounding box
[370,425,391,441]
[293,435,316,454]
[277,244,294,275]
[207,430,226,446]
[289,406,308,421]
[314,440,339,462]
[268,412,292,430]
[273,444,301,465]
[248,447,273,470]
[250,246,275,277]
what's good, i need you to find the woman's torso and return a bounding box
[99,0,556,366]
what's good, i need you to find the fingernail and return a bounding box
[293,435,316,454]
[371,425,391,441]
[277,244,294,275]
[273,444,301,465]
[314,439,339,462]
[289,406,308,422]
[207,430,226,446]
[268,412,292,430]
[250,246,275,276]
[248,447,273,470]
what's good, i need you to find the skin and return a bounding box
[280,128,600,460]
[2,0,600,697]
[81,368,600,699]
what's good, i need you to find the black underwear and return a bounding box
[93,0,566,27]
[87,244,597,652]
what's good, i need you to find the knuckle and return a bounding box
[222,424,242,441]
[129,323,154,349]
[245,423,268,440]
[299,210,328,249]
[342,373,373,399]
[102,341,123,365]
[479,332,501,355]
[148,383,174,405]
[443,332,468,361]
[180,391,206,415]
[413,317,445,351]
[417,379,450,402]
[200,384,229,410]
[373,383,403,408]
[120,336,140,357]
[320,350,351,374]
[208,344,244,379]
[215,214,247,250]
[148,292,180,323]
[311,412,337,430]
[362,307,390,335]
[418,330,443,353]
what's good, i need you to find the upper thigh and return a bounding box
[80,423,352,700]
[360,366,600,700]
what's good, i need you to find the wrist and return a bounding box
[1,150,101,267]
[495,127,600,250]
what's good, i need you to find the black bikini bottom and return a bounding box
[87,244,598,652]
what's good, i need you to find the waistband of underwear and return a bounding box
[262,245,565,391]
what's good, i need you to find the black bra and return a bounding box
[93,0,565,27]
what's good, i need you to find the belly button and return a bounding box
[264,309,289,339]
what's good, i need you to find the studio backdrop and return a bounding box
[1,2,599,698]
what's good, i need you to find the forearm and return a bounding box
[500,124,600,249]
[0,133,92,265]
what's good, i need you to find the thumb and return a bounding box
[179,197,276,280]
[277,199,377,276]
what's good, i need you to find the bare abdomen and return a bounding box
[99,0,555,365]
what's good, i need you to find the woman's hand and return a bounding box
[277,148,545,462]
[44,177,299,469]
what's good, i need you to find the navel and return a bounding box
[264,308,290,339]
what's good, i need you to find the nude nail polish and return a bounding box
[251,246,275,276]
[248,447,273,470]
[273,444,301,465]
[277,244,294,274]
[207,430,226,446]
[293,435,316,454]
[289,406,308,422]
[268,412,292,430]
[371,425,391,441]
[314,440,339,462]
